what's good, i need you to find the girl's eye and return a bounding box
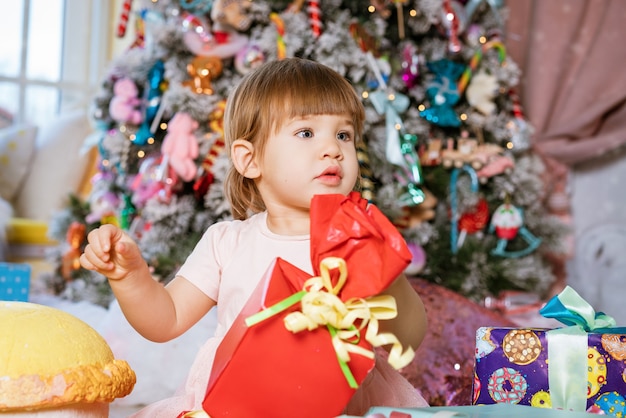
[296,129,313,139]
[337,131,352,142]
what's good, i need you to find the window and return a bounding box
[0,0,111,127]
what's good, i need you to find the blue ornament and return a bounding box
[419,59,465,128]
[135,60,166,145]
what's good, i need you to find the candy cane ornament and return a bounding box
[457,39,506,95]
[117,0,133,38]
[270,13,287,59]
[308,0,322,38]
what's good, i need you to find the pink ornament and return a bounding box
[161,112,200,182]
[401,44,420,89]
[234,44,266,75]
[109,78,143,125]
[405,241,426,276]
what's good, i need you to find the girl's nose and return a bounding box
[320,136,343,160]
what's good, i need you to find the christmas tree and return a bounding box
[44,0,569,308]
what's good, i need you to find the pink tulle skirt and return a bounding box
[343,355,429,416]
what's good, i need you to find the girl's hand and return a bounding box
[80,224,146,280]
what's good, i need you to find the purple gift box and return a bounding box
[472,325,626,416]
[0,262,31,302]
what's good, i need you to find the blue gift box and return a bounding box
[337,404,594,417]
[0,262,31,301]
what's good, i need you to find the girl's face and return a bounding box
[254,113,359,216]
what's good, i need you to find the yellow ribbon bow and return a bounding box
[284,257,415,371]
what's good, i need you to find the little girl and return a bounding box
[80,57,428,417]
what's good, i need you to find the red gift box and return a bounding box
[195,192,413,418]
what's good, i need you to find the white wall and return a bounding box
[567,149,626,324]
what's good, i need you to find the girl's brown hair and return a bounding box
[223,57,365,220]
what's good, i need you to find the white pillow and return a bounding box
[0,124,38,202]
[14,110,93,221]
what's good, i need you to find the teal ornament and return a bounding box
[180,0,213,15]
[419,60,465,128]
[369,90,410,167]
[449,165,479,254]
[135,60,166,145]
[397,134,426,207]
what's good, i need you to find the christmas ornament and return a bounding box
[456,197,489,248]
[419,59,465,128]
[161,112,200,182]
[506,89,532,153]
[441,0,468,53]
[396,134,426,207]
[449,164,479,254]
[211,0,252,32]
[400,44,420,89]
[489,202,542,258]
[183,55,224,95]
[457,39,505,95]
[464,0,503,26]
[86,189,121,225]
[270,13,287,59]
[405,241,426,276]
[307,0,322,38]
[180,0,214,16]
[465,70,498,115]
[130,155,176,207]
[356,140,376,203]
[182,12,213,43]
[61,222,86,280]
[109,78,143,125]
[119,194,137,230]
[135,60,166,145]
[183,24,249,58]
[369,90,410,167]
[234,44,266,75]
[116,0,133,38]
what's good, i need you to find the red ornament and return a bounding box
[458,198,489,234]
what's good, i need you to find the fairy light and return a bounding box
[506,142,514,150]
[362,91,369,99]
[368,5,375,13]
[409,9,417,17]
[418,104,425,111]
[147,137,155,145]
[137,150,145,158]
[460,113,468,121]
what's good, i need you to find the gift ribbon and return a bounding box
[539,286,626,411]
[245,257,415,389]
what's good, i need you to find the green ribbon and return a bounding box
[539,286,626,411]
[245,287,362,388]
[245,290,306,327]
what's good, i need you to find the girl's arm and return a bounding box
[80,224,216,342]
[378,273,427,352]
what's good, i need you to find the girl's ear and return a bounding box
[231,139,260,179]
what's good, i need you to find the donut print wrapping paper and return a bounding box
[472,326,626,416]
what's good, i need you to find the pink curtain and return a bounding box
[503,0,626,292]
[505,0,626,166]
